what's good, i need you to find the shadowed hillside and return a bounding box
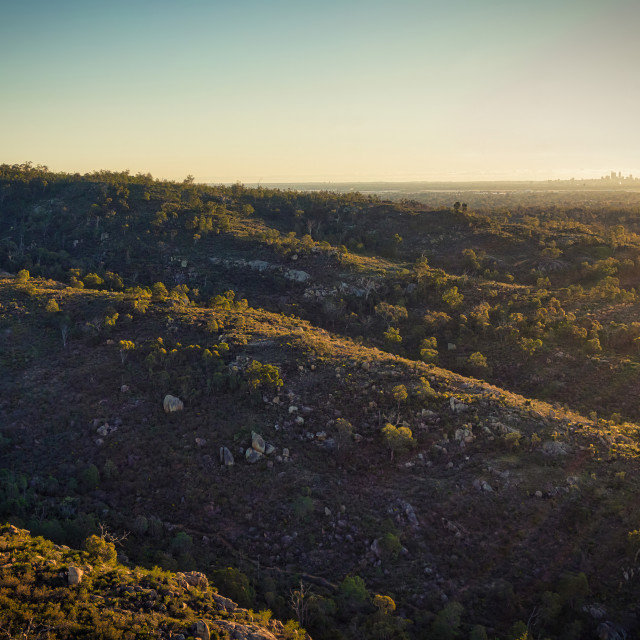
[2,164,640,639]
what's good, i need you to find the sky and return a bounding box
[1,0,639,182]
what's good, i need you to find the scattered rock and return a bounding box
[265,443,275,455]
[180,571,209,589]
[211,620,277,640]
[120,384,129,392]
[68,566,83,585]
[542,440,571,456]
[195,438,207,447]
[597,621,627,640]
[284,269,310,283]
[193,619,210,640]
[402,501,419,527]
[449,397,467,413]
[583,603,606,619]
[251,431,266,454]
[371,538,383,559]
[245,449,263,464]
[454,426,474,444]
[163,395,184,413]
[211,592,237,612]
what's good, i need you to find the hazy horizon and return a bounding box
[2,0,639,183]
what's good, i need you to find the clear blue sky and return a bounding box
[2,0,639,182]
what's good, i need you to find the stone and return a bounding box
[245,448,263,464]
[120,384,129,392]
[194,619,210,640]
[163,394,184,413]
[403,501,419,527]
[195,437,207,447]
[265,443,275,455]
[371,538,383,559]
[68,566,83,585]
[251,431,266,453]
[220,447,234,466]
[212,621,277,640]
[542,440,571,456]
[181,571,208,589]
[584,603,606,619]
[597,621,627,640]
[284,269,310,283]
[282,448,290,458]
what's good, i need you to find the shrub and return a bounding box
[79,464,100,491]
[212,567,255,608]
[245,360,283,390]
[442,286,463,309]
[381,423,416,460]
[84,534,117,565]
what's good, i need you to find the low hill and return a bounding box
[1,276,639,638]
[0,523,305,639]
[2,164,640,638]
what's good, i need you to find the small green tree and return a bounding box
[245,360,283,391]
[212,567,255,608]
[79,464,100,491]
[337,575,369,612]
[431,601,464,640]
[151,281,169,301]
[468,351,488,372]
[16,269,30,283]
[84,534,117,565]
[83,273,105,289]
[118,339,135,364]
[381,423,416,461]
[383,327,402,350]
[335,418,353,449]
[379,533,402,561]
[392,384,408,416]
[171,531,193,555]
[373,594,396,615]
[442,286,463,309]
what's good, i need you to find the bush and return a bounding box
[84,535,117,565]
[212,567,255,608]
[381,424,416,460]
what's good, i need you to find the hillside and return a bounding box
[2,163,640,638]
[0,523,304,639]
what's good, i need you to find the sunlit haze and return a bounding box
[2,0,639,182]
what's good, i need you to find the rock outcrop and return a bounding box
[163,394,184,413]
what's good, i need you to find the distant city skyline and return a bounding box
[2,0,639,183]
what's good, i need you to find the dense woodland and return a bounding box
[2,163,640,639]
